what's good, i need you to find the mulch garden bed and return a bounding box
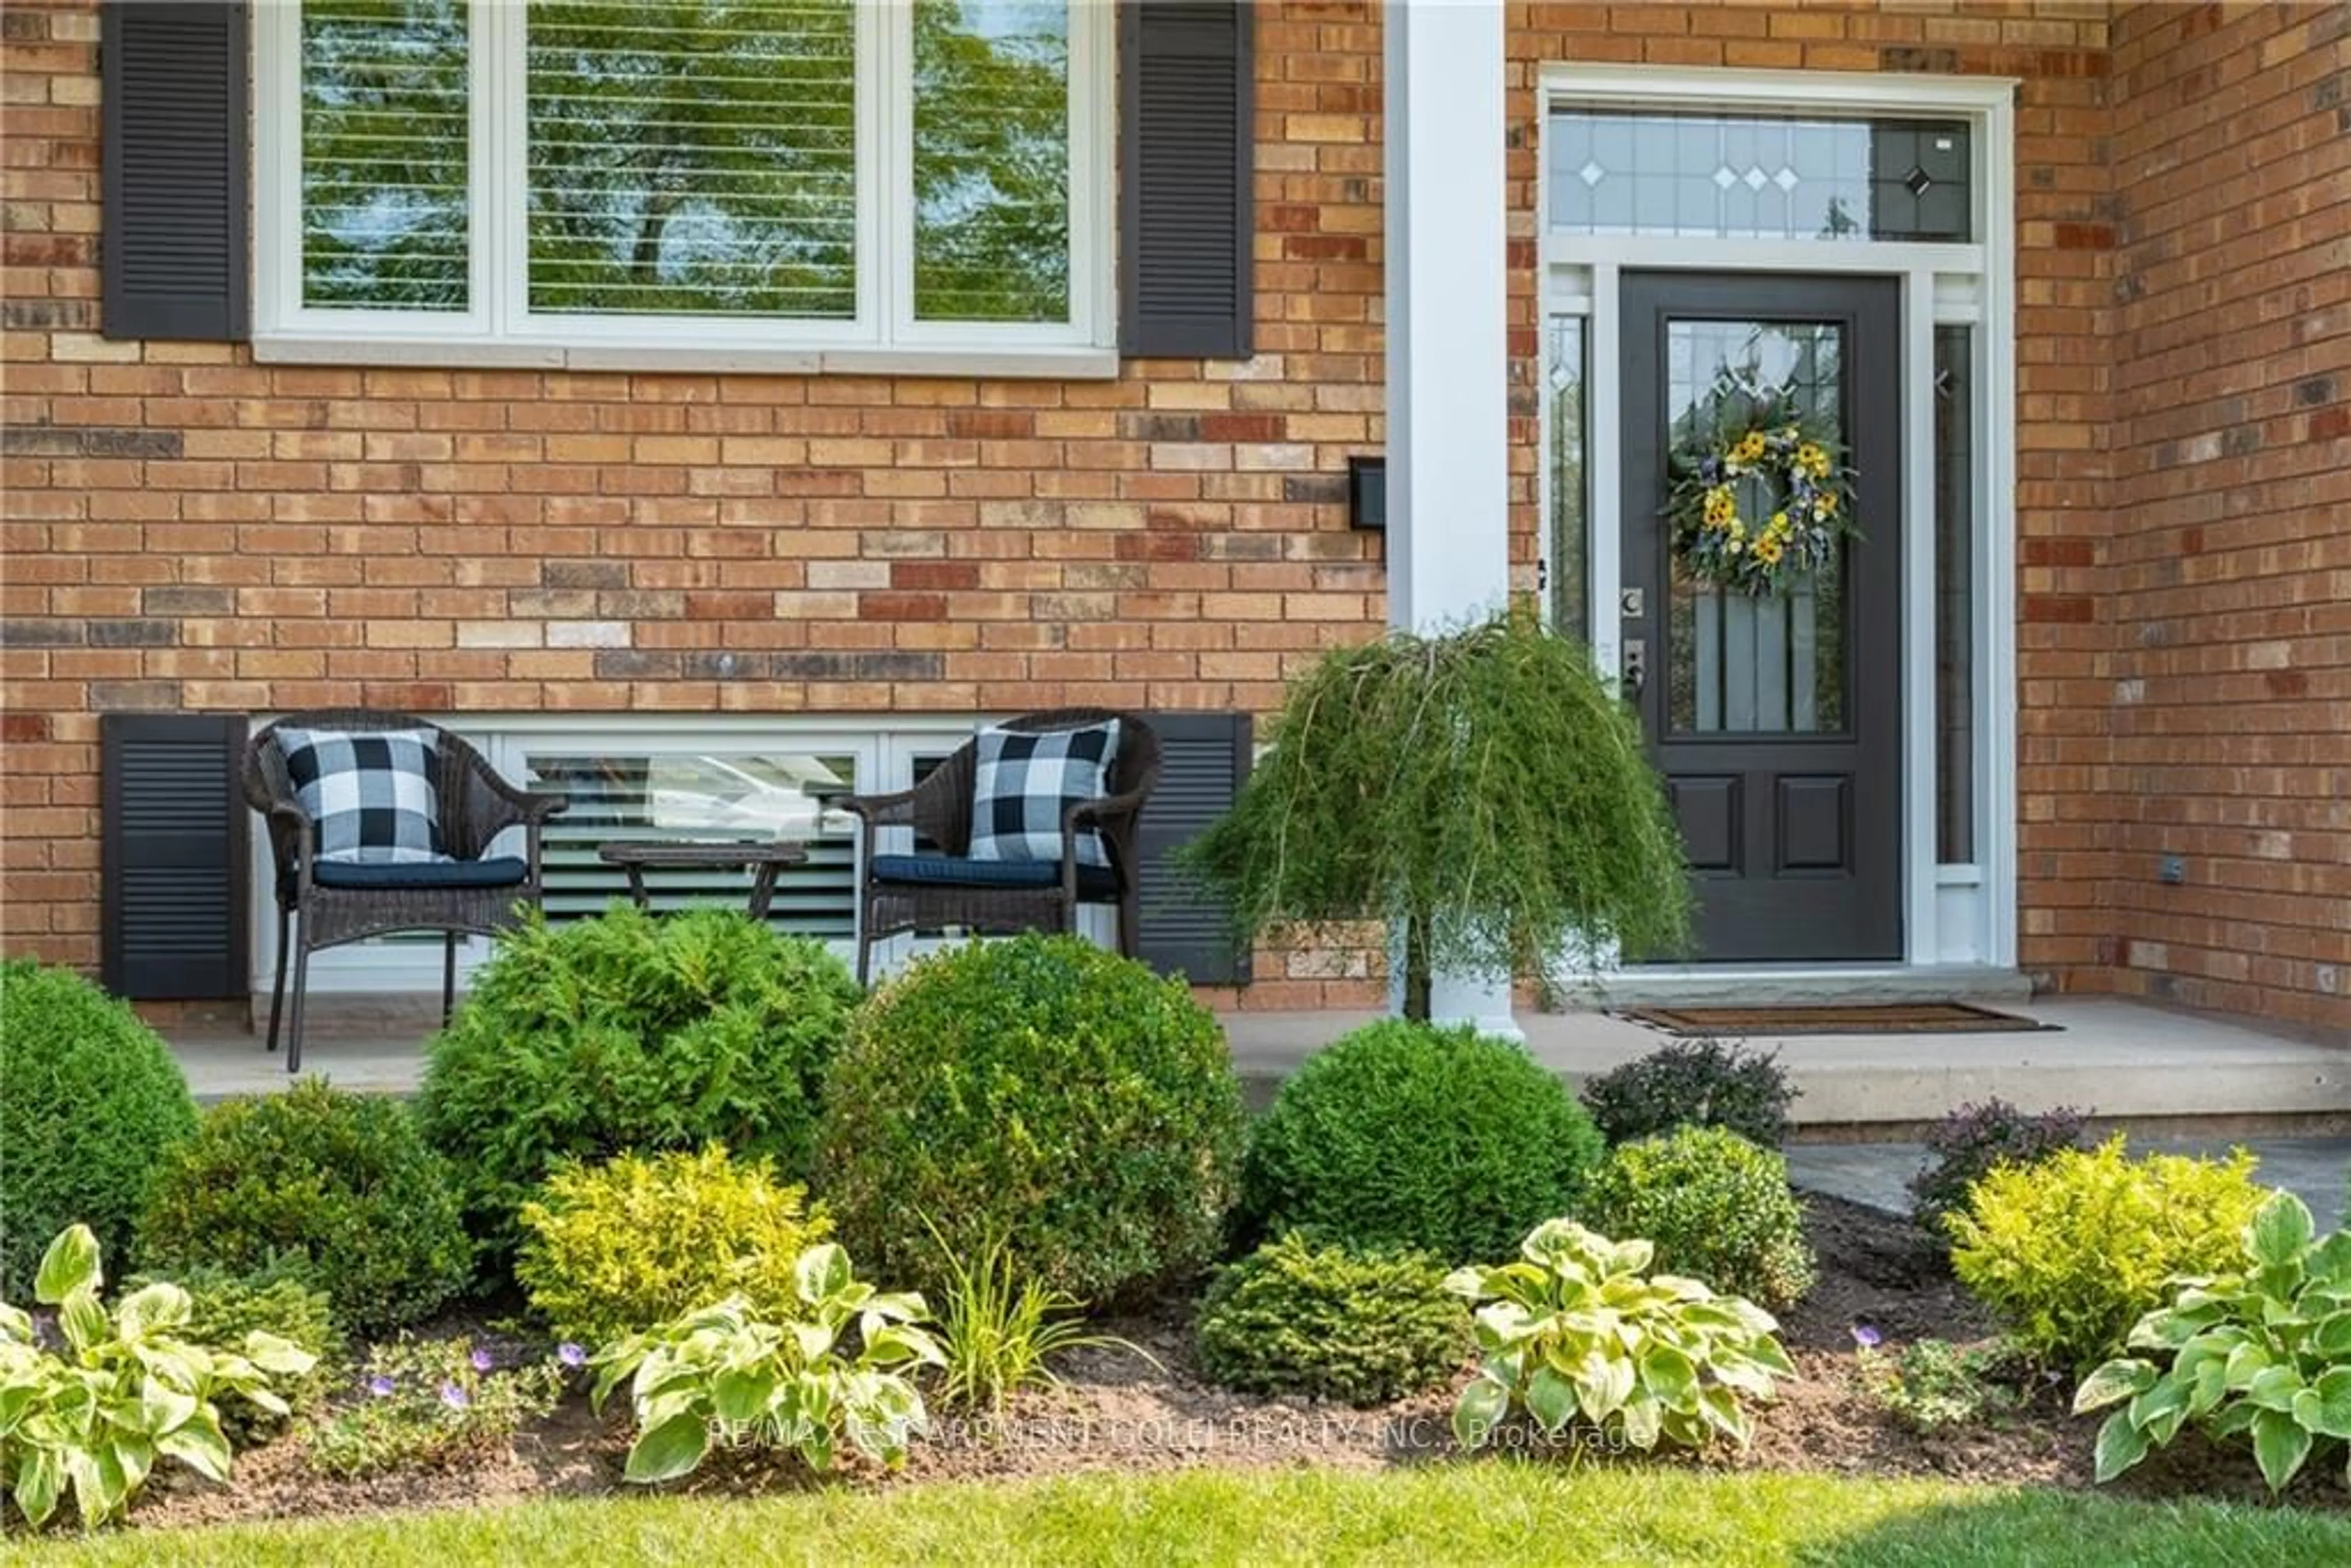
[122,1195,2330,1534]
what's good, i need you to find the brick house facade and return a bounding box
[2,2,2347,1032]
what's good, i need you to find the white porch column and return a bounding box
[1381,0,1519,1040]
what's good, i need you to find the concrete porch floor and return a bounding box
[160,994,2351,1239]
[166,994,2351,1133]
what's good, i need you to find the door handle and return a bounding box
[1622,638,1647,702]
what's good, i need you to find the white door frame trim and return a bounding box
[1537,64,2020,974]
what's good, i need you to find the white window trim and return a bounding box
[250,0,1119,378]
[1535,64,2019,975]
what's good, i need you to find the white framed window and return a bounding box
[252,0,1116,376]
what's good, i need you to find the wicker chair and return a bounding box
[839,709,1160,986]
[242,710,566,1073]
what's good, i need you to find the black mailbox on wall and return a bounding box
[1348,455,1385,531]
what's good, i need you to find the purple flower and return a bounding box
[1850,1322,1884,1351]
[557,1341,588,1369]
[469,1346,495,1374]
[367,1375,397,1398]
[438,1381,471,1410]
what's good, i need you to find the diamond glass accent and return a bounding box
[1548,111,1973,242]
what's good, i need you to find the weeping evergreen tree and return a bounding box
[1183,607,1692,1021]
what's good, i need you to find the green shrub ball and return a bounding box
[0,958,198,1299]
[816,934,1246,1306]
[1579,1125,1816,1310]
[1194,1232,1468,1406]
[417,904,861,1268]
[1240,1020,1606,1263]
[138,1080,473,1335]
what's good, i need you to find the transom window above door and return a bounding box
[255,0,1112,363]
[1548,110,1973,243]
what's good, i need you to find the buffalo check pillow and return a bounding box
[966,719,1122,868]
[275,727,446,865]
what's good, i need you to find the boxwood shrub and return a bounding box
[416,904,860,1267]
[1578,1125,1816,1310]
[1239,1021,1605,1262]
[138,1080,472,1335]
[0,958,198,1299]
[1194,1231,1468,1406]
[816,934,1245,1305]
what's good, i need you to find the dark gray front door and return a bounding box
[1621,272,1903,961]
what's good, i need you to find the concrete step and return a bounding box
[1564,964,2034,1008]
[1222,997,2351,1135]
[167,994,2351,1138]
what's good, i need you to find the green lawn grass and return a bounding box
[7,1464,2343,1567]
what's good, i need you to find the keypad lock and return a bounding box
[1622,637,1647,701]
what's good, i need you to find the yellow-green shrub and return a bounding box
[516,1144,830,1344]
[1948,1136,2268,1373]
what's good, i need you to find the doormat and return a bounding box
[1617,1002,2058,1038]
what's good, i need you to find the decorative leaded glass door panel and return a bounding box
[1621,274,1903,961]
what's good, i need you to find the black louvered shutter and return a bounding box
[1120,1,1253,358]
[102,714,249,1000]
[1134,712,1252,985]
[102,1,249,341]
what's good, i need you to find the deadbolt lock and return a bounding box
[1619,587,1644,618]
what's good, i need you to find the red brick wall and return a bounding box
[2103,1,2351,1030]
[1,0,1397,1005]
[4,1,2338,1032]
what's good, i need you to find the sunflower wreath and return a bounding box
[1665,368,1859,598]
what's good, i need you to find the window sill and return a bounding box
[250,335,1124,381]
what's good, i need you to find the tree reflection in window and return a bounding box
[913,0,1070,324]
[301,0,471,310]
[526,1,859,319]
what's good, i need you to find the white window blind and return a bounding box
[526,1,859,320]
[299,0,471,310]
[522,746,861,936]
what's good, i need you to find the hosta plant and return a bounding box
[2075,1190,2351,1494]
[1444,1218,1794,1454]
[0,1226,315,1530]
[591,1243,943,1483]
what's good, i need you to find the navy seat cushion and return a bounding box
[871,853,1118,899]
[312,855,530,891]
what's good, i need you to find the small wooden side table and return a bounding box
[595,840,809,920]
